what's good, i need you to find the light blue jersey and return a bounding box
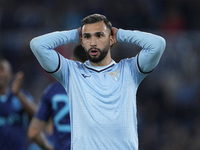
[30,28,166,150]
[53,57,146,150]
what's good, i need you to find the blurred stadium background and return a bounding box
[0,0,199,149]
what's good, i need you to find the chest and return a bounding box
[0,95,22,116]
[75,68,134,88]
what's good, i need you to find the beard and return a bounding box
[85,43,110,63]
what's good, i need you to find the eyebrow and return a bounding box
[83,31,106,36]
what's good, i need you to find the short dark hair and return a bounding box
[81,14,113,35]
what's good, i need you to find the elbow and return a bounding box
[150,36,166,58]
[27,124,39,141]
[157,36,166,53]
[151,36,166,56]
[27,127,36,141]
[30,35,47,54]
[30,37,40,53]
[27,118,44,141]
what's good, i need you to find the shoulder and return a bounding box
[118,57,137,66]
[117,56,142,75]
[60,57,85,70]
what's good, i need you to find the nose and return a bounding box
[90,36,97,47]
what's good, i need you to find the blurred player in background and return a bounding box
[0,58,37,150]
[28,44,87,150]
[30,14,165,150]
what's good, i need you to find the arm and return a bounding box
[12,71,37,116]
[116,28,166,73]
[30,29,79,73]
[28,118,54,150]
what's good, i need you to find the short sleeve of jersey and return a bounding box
[35,82,68,121]
[35,85,53,121]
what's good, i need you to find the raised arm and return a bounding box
[30,29,79,73]
[116,29,166,73]
[11,71,37,117]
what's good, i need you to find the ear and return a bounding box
[110,35,116,48]
[110,35,114,47]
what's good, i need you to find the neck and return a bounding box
[90,58,112,66]
[0,86,8,95]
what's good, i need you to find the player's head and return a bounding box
[80,14,114,64]
[81,14,113,35]
[0,58,13,88]
[73,44,87,63]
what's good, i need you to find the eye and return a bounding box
[96,33,103,38]
[83,34,90,39]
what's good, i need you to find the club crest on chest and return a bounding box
[107,70,120,81]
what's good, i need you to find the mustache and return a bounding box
[89,48,101,52]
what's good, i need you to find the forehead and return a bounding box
[82,21,109,34]
[0,61,11,73]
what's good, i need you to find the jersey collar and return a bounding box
[84,60,116,72]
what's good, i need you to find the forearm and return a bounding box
[30,29,79,72]
[33,133,53,150]
[28,118,53,150]
[117,29,166,72]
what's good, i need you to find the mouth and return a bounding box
[89,49,99,56]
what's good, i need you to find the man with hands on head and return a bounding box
[30,14,166,150]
